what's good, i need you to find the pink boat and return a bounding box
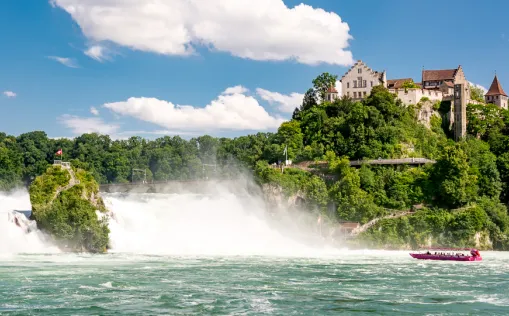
[409,248,482,261]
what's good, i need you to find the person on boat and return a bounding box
[426,251,431,255]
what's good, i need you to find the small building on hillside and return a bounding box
[340,60,386,101]
[422,66,467,90]
[324,85,339,102]
[387,78,443,106]
[485,75,508,110]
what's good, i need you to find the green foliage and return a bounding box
[312,72,338,102]
[254,161,328,208]
[427,144,477,208]
[469,84,485,103]
[467,103,505,140]
[29,166,109,253]
[402,80,419,90]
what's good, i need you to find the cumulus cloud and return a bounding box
[102,87,285,132]
[222,86,249,95]
[256,88,304,113]
[50,0,354,65]
[90,106,99,116]
[58,115,120,135]
[3,91,16,98]
[47,56,79,68]
[84,45,108,62]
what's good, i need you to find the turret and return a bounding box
[485,75,508,109]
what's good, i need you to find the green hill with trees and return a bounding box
[29,164,109,253]
[2,73,509,250]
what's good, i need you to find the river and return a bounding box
[1,191,509,315]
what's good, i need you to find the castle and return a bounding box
[326,60,507,140]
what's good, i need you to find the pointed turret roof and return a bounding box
[486,75,507,97]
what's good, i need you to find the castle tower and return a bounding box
[485,75,508,110]
[325,85,339,102]
[454,83,467,141]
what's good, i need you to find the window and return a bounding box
[347,82,350,88]
[353,92,357,98]
[357,77,362,88]
[354,81,357,88]
[371,81,373,87]
[358,68,362,74]
[363,80,367,88]
[363,91,367,97]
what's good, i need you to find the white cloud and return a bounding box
[256,88,304,113]
[51,0,354,66]
[90,106,99,116]
[469,81,488,94]
[3,91,17,98]
[58,115,120,135]
[84,45,108,62]
[102,87,285,132]
[47,56,79,68]
[222,86,249,95]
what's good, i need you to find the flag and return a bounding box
[56,149,62,156]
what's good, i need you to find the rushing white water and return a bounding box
[0,185,342,257]
[0,190,59,254]
[105,191,340,257]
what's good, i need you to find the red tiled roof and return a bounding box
[327,86,338,93]
[485,75,507,96]
[387,78,414,89]
[443,81,454,88]
[422,69,457,81]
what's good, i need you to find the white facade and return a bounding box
[391,88,443,106]
[340,60,386,101]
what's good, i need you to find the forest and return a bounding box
[2,73,509,249]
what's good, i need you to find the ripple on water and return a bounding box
[1,252,509,315]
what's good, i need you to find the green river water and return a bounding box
[1,251,508,315]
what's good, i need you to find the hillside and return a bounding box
[2,73,509,250]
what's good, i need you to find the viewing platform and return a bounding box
[349,158,436,166]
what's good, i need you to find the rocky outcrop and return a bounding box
[29,164,110,253]
[261,183,306,212]
[416,100,439,129]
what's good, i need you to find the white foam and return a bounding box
[105,191,342,257]
[0,190,60,254]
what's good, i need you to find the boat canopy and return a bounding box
[419,247,478,251]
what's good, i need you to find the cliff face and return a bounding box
[29,165,110,253]
[261,183,306,213]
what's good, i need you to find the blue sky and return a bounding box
[1,0,508,139]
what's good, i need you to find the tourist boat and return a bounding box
[409,248,482,261]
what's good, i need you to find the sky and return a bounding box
[1,0,509,139]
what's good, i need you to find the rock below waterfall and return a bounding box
[29,165,110,253]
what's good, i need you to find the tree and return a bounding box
[427,144,478,208]
[467,103,504,139]
[312,72,338,102]
[276,121,304,161]
[469,84,485,103]
[300,88,318,112]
